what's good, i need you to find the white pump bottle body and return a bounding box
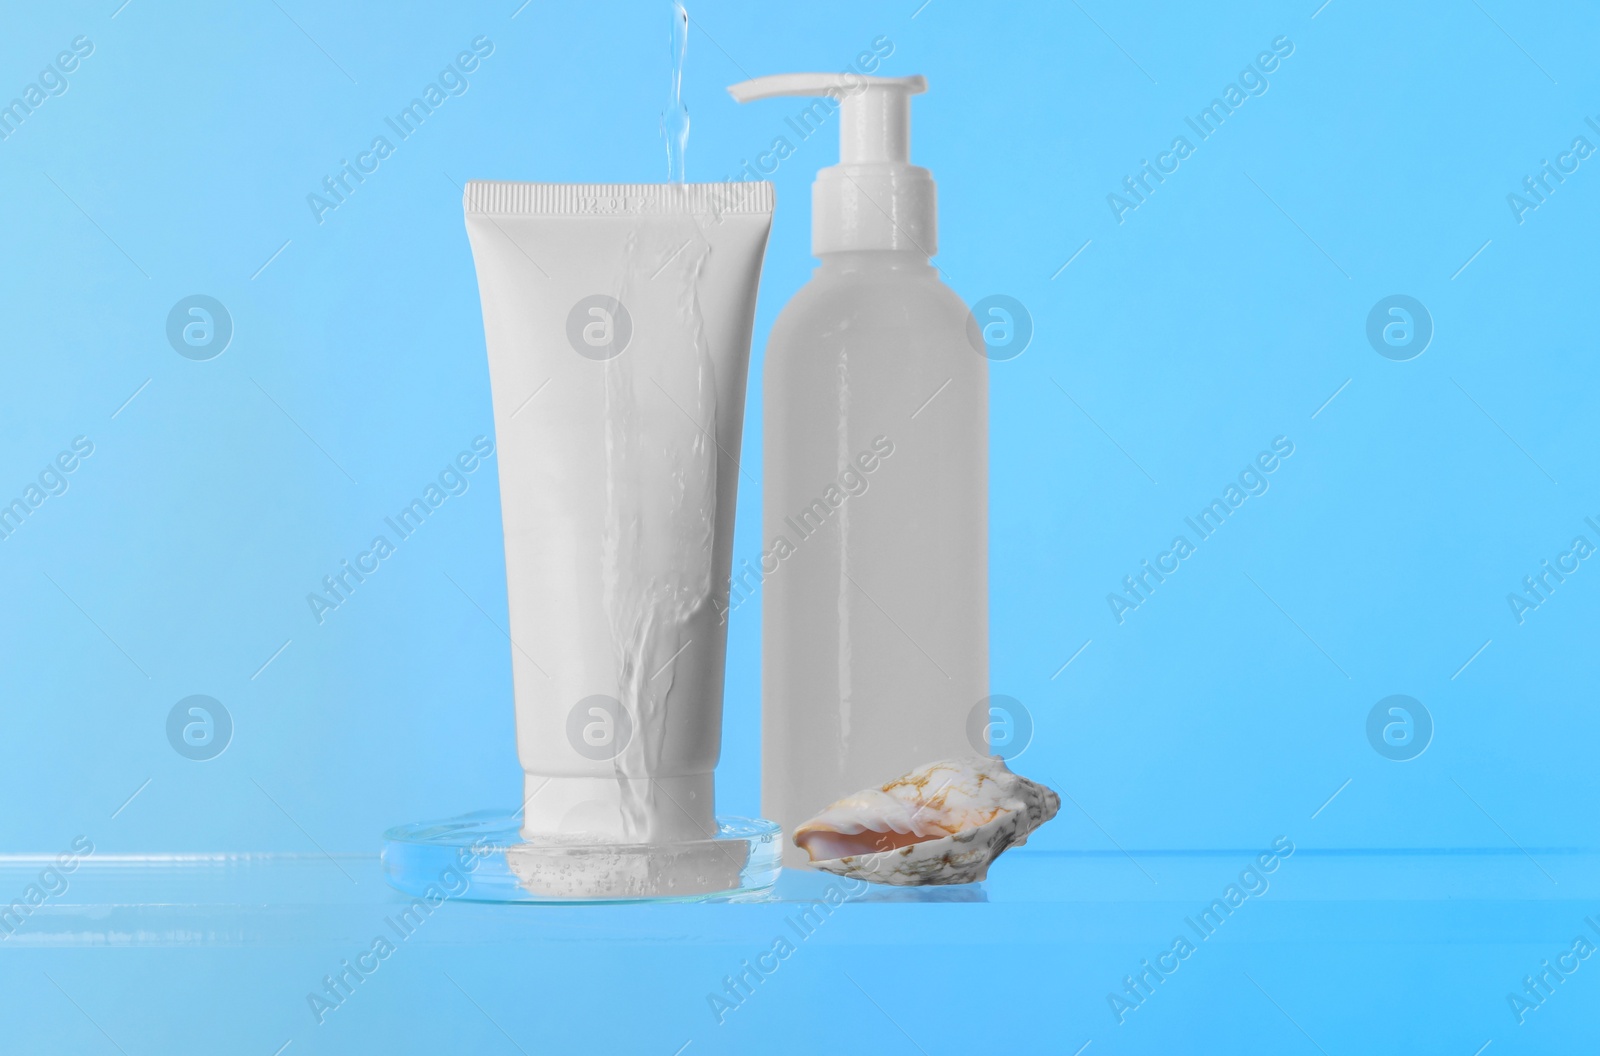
[761,249,987,867]
[729,72,989,868]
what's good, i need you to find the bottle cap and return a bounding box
[728,73,935,256]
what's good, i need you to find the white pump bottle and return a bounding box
[729,74,988,867]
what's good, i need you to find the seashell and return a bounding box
[792,756,1059,886]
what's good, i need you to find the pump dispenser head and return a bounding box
[728,74,935,256]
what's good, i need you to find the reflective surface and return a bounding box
[1,849,1595,1053]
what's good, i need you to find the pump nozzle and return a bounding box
[728,73,936,256]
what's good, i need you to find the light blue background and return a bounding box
[2,0,1598,1052]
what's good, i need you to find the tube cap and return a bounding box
[728,73,935,256]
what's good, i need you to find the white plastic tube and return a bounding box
[464,181,772,845]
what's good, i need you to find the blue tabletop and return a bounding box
[2,848,1596,1054]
